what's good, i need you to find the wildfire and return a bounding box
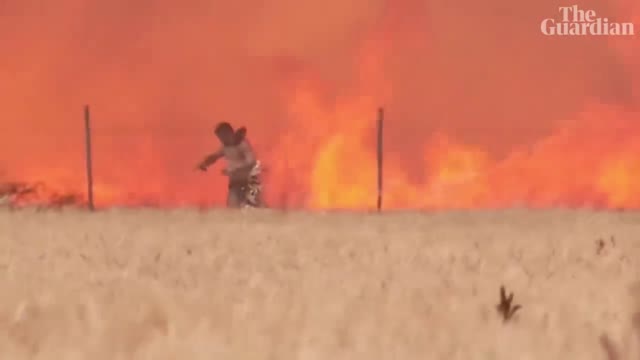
[1,0,638,210]
[0,182,83,208]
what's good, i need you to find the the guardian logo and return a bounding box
[541,5,635,36]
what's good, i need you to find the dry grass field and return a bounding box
[0,207,639,360]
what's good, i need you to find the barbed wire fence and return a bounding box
[7,106,634,211]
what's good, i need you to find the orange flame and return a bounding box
[1,0,638,210]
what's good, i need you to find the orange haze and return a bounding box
[0,0,638,209]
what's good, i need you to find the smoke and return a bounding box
[0,0,637,208]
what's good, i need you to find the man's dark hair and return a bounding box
[214,122,234,136]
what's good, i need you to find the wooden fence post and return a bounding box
[84,105,95,211]
[377,107,384,212]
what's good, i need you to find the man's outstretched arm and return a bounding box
[197,148,223,170]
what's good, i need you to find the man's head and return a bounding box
[214,122,235,145]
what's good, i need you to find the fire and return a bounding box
[306,100,640,209]
[310,133,378,209]
[0,0,638,210]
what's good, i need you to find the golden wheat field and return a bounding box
[0,207,639,360]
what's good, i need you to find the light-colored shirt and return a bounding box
[218,139,257,174]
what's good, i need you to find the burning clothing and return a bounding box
[228,160,263,208]
[197,126,264,208]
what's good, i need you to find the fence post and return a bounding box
[377,107,384,212]
[84,105,95,211]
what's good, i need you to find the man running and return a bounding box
[196,122,263,208]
